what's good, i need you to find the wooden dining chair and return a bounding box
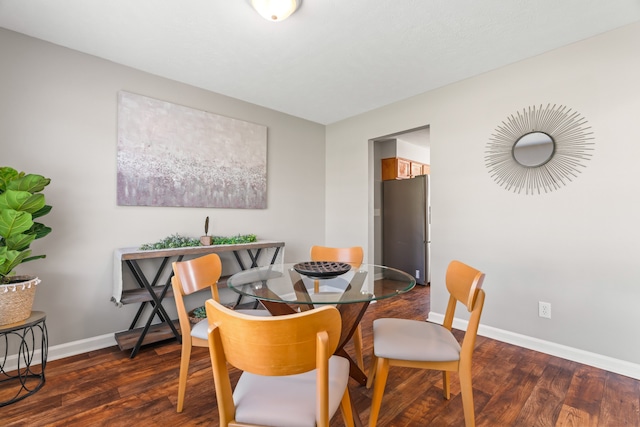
[171,253,269,413]
[366,260,486,427]
[310,245,365,371]
[205,298,355,427]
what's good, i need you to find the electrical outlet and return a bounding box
[538,301,551,318]
[415,270,420,279]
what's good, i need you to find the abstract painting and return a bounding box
[117,91,267,208]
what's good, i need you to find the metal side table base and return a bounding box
[0,311,48,407]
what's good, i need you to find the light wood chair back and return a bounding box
[367,260,486,427]
[445,259,485,315]
[310,245,366,371]
[173,253,222,299]
[310,245,364,267]
[171,253,223,413]
[206,299,355,427]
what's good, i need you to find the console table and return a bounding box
[112,240,284,358]
[0,311,48,406]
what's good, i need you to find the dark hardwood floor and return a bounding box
[2,285,639,426]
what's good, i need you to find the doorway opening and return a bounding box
[371,125,430,284]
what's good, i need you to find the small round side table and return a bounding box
[0,311,48,406]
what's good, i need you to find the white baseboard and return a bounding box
[7,317,640,381]
[3,333,116,373]
[428,312,640,380]
[49,332,118,361]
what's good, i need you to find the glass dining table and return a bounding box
[226,262,416,386]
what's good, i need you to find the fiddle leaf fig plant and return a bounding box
[0,167,52,284]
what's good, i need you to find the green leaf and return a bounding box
[5,233,36,251]
[0,190,45,214]
[0,246,32,277]
[0,167,22,193]
[32,204,52,220]
[21,254,46,264]
[30,222,52,240]
[6,174,51,194]
[0,209,33,239]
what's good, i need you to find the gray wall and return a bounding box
[0,28,326,351]
[326,22,640,377]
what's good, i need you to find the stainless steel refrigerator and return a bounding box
[382,175,430,285]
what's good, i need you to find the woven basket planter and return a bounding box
[0,276,40,326]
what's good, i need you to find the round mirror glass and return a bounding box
[512,132,555,167]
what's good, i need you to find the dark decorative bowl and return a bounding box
[293,261,351,278]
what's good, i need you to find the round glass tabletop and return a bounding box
[227,263,416,305]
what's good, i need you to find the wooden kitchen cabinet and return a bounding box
[382,157,411,180]
[382,157,430,180]
[410,161,423,177]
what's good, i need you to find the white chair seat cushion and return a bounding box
[233,355,350,427]
[191,319,209,340]
[191,309,271,339]
[373,318,461,362]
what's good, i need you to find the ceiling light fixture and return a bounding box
[251,0,301,22]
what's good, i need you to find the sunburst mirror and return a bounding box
[485,104,594,194]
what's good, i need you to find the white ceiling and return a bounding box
[1,0,639,125]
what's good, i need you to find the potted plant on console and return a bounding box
[0,166,52,326]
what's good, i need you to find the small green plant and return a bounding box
[139,233,257,250]
[212,234,257,245]
[191,306,206,319]
[139,234,201,250]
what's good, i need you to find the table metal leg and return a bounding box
[125,258,182,358]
